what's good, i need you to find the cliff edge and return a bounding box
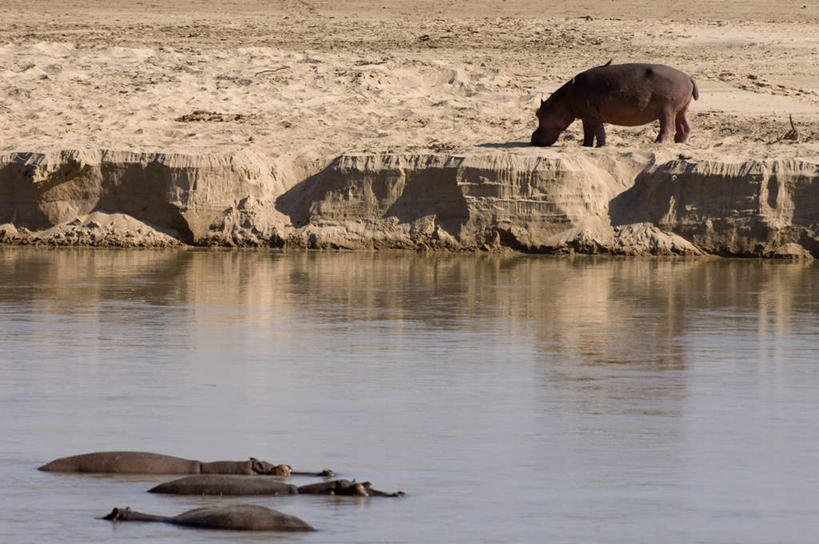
[1,149,816,258]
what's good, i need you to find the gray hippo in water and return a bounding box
[149,475,404,497]
[298,479,405,497]
[531,62,699,147]
[102,504,314,531]
[149,474,299,495]
[38,451,334,477]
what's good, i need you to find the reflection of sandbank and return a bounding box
[1,248,811,376]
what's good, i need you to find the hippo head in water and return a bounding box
[531,94,574,147]
[250,458,291,476]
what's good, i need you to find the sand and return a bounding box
[0,1,817,254]
[2,0,817,156]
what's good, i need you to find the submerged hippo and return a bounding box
[149,474,299,496]
[102,504,314,531]
[531,62,699,147]
[38,451,334,477]
[298,479,405,497]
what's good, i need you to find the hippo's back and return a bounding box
[149,474,299,495]
[172,504,315,531]
[38,451,200,474]
[581,63,690,85]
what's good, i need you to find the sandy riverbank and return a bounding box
[1,1,817,255]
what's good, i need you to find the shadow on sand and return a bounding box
[477,141,532,149]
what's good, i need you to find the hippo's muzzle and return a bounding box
[531,130,557,147]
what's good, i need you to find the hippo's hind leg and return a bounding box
[656,108,676,143]
[674,104,691,143]
[581,118,606,147]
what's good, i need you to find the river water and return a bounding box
[1,248,818,543]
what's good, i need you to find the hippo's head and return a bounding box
[103,507,128,521]
[350,483,369,496]
[250,458,292,477]
[333,480,369,496]
[273,464,293,476]
[531,97,574,147]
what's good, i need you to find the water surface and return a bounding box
[1,249,818,543]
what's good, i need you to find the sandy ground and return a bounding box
[1,1,818,167]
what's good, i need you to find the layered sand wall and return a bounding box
[1,149,816,258]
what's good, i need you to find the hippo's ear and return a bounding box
[540,98,546,107]
[103,506,130,521]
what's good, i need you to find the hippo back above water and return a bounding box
[531,63,698,147]
[103,504,315,531]
[37,451,306,476]
[149,475,299,496]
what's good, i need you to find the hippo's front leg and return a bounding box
[581,118,606,147]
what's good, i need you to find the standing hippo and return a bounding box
[38,451,334,477]
[531,63,699,147]
[149,474,299,496]
[102,504,315,531]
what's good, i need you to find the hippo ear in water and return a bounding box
[102,506,129,521]
[249,457,269,473]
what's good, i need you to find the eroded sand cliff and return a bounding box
[1,149,816,258]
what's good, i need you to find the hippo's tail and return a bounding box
[691,78,699,100]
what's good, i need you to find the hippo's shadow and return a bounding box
[608,159,692,227]
[608,170,663,227]
[477,142,532,149]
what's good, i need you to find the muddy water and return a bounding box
[1,249,818,543]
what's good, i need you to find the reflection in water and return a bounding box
[1,248,818,543]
